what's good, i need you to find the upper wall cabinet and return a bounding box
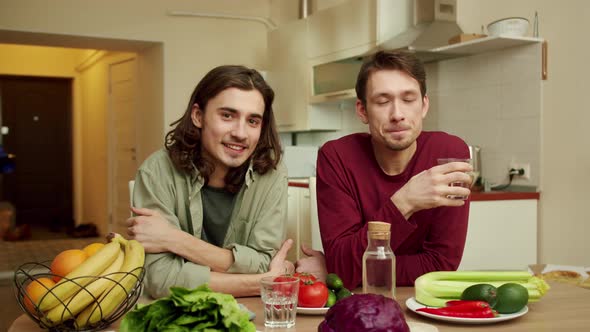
[307,0,414,63]
[267,18,341,132]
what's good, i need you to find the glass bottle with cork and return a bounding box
[362,221,396,298]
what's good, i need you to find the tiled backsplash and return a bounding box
[288,43,542,188]
[426,43,542,187]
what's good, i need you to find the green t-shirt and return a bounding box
[201,186,237,247]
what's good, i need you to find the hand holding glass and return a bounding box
[437,158,474,200]
[260,275,299,328]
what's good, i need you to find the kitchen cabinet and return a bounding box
[267,19,341,132]
[290,180,537,270]
[309,35,544,105]
[286,185,312,262]
[307,0,412,62]
[458,199,538,271]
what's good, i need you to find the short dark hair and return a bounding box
[355,51,427,106]
[165,65,281,193]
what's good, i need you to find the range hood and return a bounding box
[373,0,463,53]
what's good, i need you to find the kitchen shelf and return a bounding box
[411,35,544,62]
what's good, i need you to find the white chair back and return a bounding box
[309,176,324,252]
[128,180,135,216]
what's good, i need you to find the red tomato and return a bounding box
[298,280,329,308]
[293,272,317,284]
[272,275,298,296]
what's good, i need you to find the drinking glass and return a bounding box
[260,275,299,328]
[437,158,474,200]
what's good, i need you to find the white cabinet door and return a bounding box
[267,19,306,130]
[267,18,342,132]
[308,0,376,60]
[459,200,537,271]
[307,0,414,62]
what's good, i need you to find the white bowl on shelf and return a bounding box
[487,17,529,37]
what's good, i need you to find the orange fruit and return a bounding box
[23,277,56,314]
[50,249,88,282]
[83,242,105,257]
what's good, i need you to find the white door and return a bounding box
[108,58,138,236]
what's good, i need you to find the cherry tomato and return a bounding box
[293,272,317,284]
[298,280,329,308]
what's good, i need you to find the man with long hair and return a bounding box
[126,65,291,298]
[296,51,473,290]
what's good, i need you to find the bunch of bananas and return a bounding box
[33,234,145,328]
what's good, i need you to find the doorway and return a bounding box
[0,75,73,237]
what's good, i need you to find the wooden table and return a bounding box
[9,282,589,331]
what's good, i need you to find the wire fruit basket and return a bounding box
[14,261,145,332]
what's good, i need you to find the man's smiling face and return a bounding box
[192,87,265,177]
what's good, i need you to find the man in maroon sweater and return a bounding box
[296,51,473,289]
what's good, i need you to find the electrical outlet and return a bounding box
[509,162,531,180]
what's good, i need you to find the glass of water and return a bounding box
[437,158,474,200]
[260,275,299,328]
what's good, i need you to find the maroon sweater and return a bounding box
[317,131,470,289]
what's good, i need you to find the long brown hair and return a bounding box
[355,51,427,106]
[165,65,281,193]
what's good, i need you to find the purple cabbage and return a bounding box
[318,294,410,332]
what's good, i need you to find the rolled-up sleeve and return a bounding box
[134,168,212,298]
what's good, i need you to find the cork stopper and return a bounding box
[368,221,390,240]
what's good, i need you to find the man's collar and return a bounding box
[244,162,255,187]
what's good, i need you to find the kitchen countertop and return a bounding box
[289,181,540,201]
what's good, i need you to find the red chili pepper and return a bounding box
[417,307,496,318]
[444,300,491,311]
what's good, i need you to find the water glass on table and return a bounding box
[260,275,299,328]
[437,158,474,200]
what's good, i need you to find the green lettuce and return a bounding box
[120,284,255,332]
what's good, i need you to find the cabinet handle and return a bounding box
[324,91,353,99]
[542,41,548,80]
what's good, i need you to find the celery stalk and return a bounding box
[415,271,550,307]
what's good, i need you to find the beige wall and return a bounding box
[457,0,590,275]
[0,0,271,134]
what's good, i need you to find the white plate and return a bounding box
[297,306,329,315]
[406,297,528,324]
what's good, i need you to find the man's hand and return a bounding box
[392,161,473,219]
[268,239,295,276]
[126,207,178,253]
[295,244,327,282]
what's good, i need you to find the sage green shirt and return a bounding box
[133,149,288,298]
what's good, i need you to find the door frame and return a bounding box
[106,55,139,234]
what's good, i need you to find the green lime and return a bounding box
[336,287,352,300]
[326,273,344,291]
[494,283,529,314]
[461,283,498,307]
[325,289,337,307]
